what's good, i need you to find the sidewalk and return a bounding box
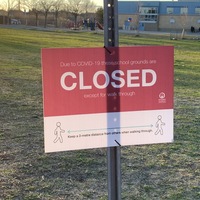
[120,29,200,39]
[1,24,200,39]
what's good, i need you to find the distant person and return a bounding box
[191,26,195,33]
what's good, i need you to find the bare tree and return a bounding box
[180,6,188,39]
[95,7,103,25]
[65,0,97,29]
[52,0,65,28]
[0,0,7,12]
[81,0,95,19]
[66,0,83,29]
[2,0,19,24]
[40,0,54,28]
[22,0,41,26]
[17,0,21,10]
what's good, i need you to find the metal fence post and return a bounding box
[104,1,121,199]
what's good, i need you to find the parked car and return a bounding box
[11,19,21,25]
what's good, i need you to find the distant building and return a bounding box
[0,10,8,24]
[118,1,200,32]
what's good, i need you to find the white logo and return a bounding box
[159,92,165,99]
[158,92,166,103]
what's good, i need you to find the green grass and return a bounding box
[0,27,200,199]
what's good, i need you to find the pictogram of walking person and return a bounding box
[155,115,165,135]
[54,122,65,143]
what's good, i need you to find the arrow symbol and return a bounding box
[67,124,153,134]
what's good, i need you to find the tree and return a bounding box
[180,6,188,39]
[2,0,19,24]
[52,0,65,28]
[40,0,54,28]
[66,0,83,29]
[65,0,97,29]
[22,0,41,26]
[95,7,103,25]
[81,0,95,19]
[17,0,21,10]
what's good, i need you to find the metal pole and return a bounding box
[104,1,121,200]
[104,0,119,47]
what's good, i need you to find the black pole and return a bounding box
[104,1,121,200]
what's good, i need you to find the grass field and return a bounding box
[0,27,200,200]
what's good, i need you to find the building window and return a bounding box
[195,8,200,14]
[139,15,158,23]
[180,7,188,15]
[170,18,175,24]
[139,7,158,14]
[139,7,158,23]
[167,7,174,14]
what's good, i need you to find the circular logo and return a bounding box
[159,92,165,99]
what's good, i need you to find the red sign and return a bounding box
[42,46,173,117]
[42,46,174,152]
